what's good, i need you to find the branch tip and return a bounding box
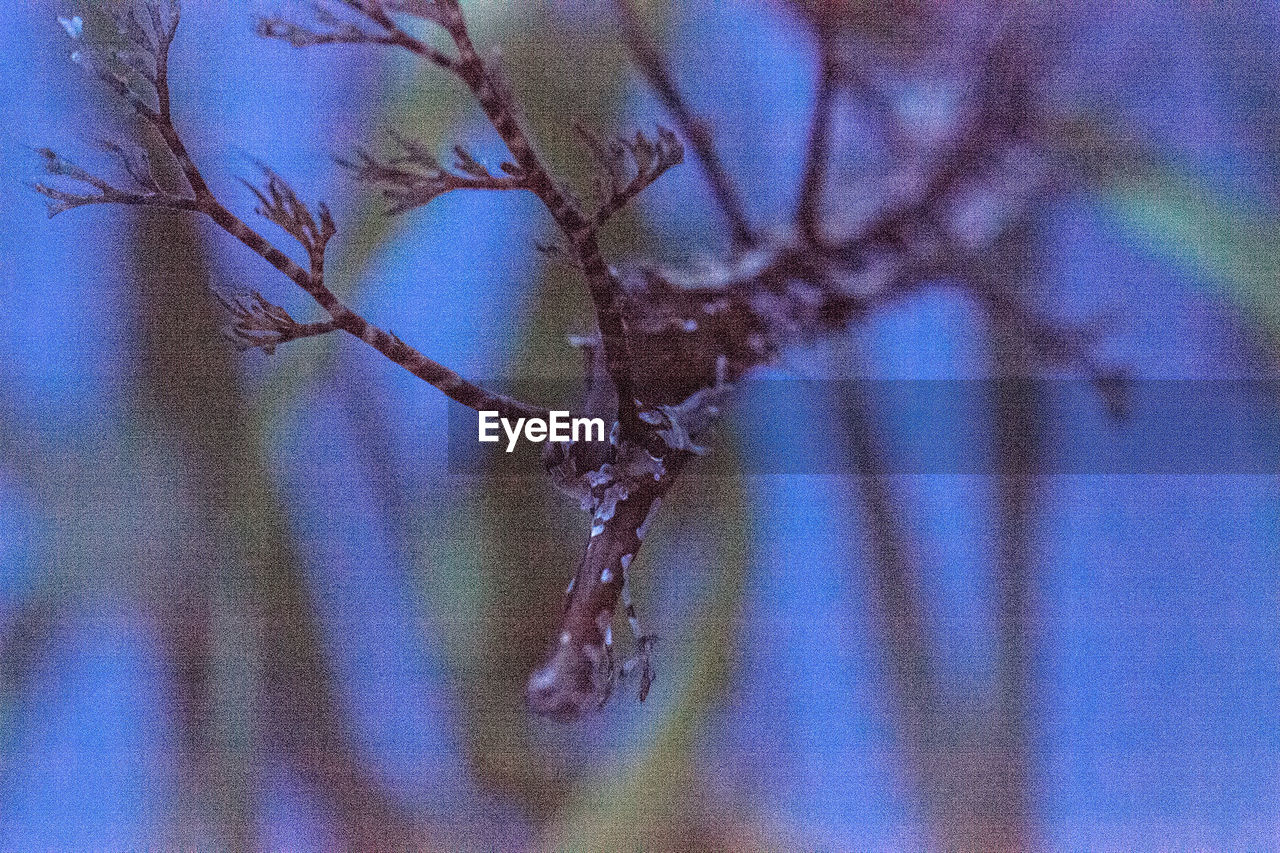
[341,135,528,214]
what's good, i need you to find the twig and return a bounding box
[261,0,645,439]
[205,177,547,419]
[612,0,757,250]
[214,290,341,354]
[32,0,1131,729]
[339,135,532,214]
[574,121,685,227]
[256,0,456,71]
[34,3,547,423]
[796,23,838,244]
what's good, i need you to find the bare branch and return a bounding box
[30,146,196,217]
[37,1,548,422]
[796,25,837,244]
[575,122,684,226]
[33,0,1130,726]
[150,0,180,121]
[339,135,529,214]
[256,8,377,48]
[612,0,757,249]
[239,166,336,274]
[387,0,642,439]
[269,0,646,439]
[215,290,340,354]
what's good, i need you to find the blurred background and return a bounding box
[3,0,1279,849]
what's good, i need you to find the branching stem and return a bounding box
[429,0,641,438]
[37,4,548,422]
[612,0,757,249]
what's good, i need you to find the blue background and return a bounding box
[2,1,1278,849]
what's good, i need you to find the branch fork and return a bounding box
[33,0,1128,721]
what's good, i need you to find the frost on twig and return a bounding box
[637,355,732,455]
[339,134,529,214]
[546,437,665,520]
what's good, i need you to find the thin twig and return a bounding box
[612,0,757,250]
[339,138,532,214]
[430,0,641,439]
[198,185,546,420]
[574,122,684,227]
[267,0,645,439]
[796,24,838,244]
[257,0,456,70]
[36,5,548,423]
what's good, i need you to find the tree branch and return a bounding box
[32,0,1132,727]
[340,135,531,214]
[260,0,646,440]
[527,457,684,716]
[796,24,838,244]
[203,177,548,420]
[431,0,643,438]
[35,3,548,423]
[612,0,757,249]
